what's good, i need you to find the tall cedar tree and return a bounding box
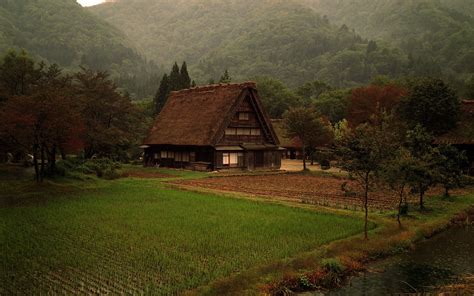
[168,62,181,91]
[337,115,399,239]
[180,62,191,89]
[154,62,192,115]
[219,69,231,83]
[154,74,169,114]
[398,78,460,135]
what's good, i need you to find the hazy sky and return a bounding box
[77,0,105,7]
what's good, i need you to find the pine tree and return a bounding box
[180,62,191,89]
[154,74,169,115]
[168,62,181,91]
[219,69,231,83]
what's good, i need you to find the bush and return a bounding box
[55,158,122,179]
[320,159,331,170]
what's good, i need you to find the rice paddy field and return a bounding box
[0,166,365,295]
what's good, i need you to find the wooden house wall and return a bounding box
[220,95,272,145]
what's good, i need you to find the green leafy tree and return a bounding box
[283,107,333,171]
[381,147,417,228]
[0,50,43,97]
[255,76,301,118]
[404,125,438,210]
[435,145,468,198]
[337,115,399,239]
[295,80,332,101]
[312,89,350,124]
[333,119,351,142]
[398,78,461,135]
[75,68,142,160]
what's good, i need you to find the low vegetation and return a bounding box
[0,166,365,295]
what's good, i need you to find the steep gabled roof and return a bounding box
[144,82,277,146]
[436,100,474,145]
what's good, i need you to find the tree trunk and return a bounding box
[364,172,369,240]
[302,145,307,171]
[419,183,425,210]
[310,151,314,165]
[40,144,45,182]
[60,146,66,160]
[444,186,449,198]
[33,145,40,183]
[397,186,404,229]
[49,145,57,175]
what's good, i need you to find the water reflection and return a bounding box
[329,227,474,295]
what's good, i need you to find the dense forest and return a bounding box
[0,0,162,98]
[90,0,474,95]
[307,0,474,94]
[1,0,472,98]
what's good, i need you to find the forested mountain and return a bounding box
[0,0,161,98]
[90,0,409,88]
[305,0,474,93]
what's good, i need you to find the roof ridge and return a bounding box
[169,81,256,95]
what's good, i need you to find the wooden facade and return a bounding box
[143,82,282,171]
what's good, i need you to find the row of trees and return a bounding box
[153,62,193,114]
[283,77,467,239]
[0,50,145,181]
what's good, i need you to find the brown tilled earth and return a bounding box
[172,173,467,210]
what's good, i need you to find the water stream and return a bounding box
[329,226,474,295]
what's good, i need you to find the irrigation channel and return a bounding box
[328,226,474,295]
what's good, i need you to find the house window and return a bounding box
[239,112,249,120]
[154,153,159,159]
[223,152,241,166]
[237,128,251,135]
[225,128,237,135]
[223,153,230,165]
[251,128,261,136]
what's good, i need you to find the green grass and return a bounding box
[0,170,365,295]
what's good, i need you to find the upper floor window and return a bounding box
[238,112,249,120]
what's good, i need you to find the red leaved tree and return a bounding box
[347,84,407,127]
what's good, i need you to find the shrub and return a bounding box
[102,168,123,180]
[54,158,122,179]
[321,258,344,274]
[320,159,331,170]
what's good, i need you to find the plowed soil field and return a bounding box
[173,174,452,210]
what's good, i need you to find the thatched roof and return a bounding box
[436,100,474,145]
[270,119,302,149]
[144,82,265,146]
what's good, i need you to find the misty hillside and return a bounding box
[306,0,474,82]
[90,0,473,91]
[90,0,411,87]
[0,0,161,97]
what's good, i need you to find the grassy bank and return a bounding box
[0,166,365,295]
[225,193,474,295]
